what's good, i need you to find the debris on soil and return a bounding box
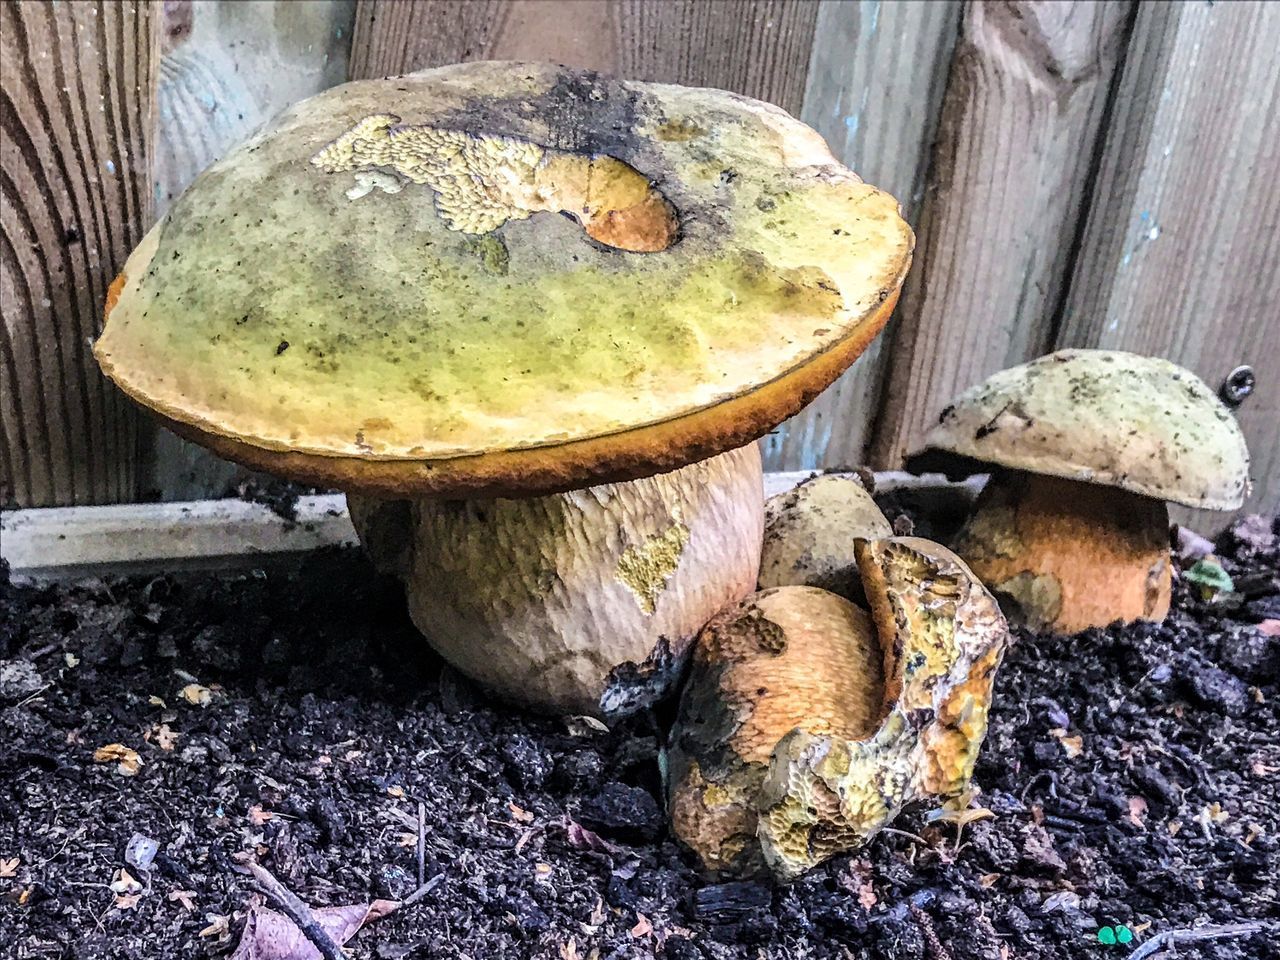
[230,477,319,523]
[1,516,1278,959]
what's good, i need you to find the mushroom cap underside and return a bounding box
[908,350,1250,510]
[95,61,913,496]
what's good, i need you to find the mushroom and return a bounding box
[93,62,914,716]
[907,350,1251,633]
[668,537,1008,881]
[757,474,892,601]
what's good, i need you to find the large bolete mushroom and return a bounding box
[93,62,913,715]
[669,537,1008,881]
[907,350,1251,633]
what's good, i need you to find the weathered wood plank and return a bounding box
[868,0,1135,468]
[1056,1,1280,528]
[0,472,979,580]
[763,0,961,471]
[349,0,819,115]
[1,1,157,507]
[143,0,356,500]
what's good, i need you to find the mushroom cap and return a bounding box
[94,61,913,497]
[758,475,892,597]
[909,350,1251,510]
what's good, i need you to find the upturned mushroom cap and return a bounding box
[669,537,1008,881]
[757,475,892,599]
[910,350,1251,510]
[94,61,913,498]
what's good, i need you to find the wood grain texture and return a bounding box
[144,0,355,499]
[1,0,157,507]
[349,0,820,114]
[868,0,1134,468]
[762,0,961,471]
[1056,1,1280,529]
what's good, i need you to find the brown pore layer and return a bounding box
[136,287,900,498]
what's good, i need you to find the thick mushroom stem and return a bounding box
[668,538,1008,881]
[950,469,1171,633]
[349,444,763,717]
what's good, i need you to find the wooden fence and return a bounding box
[3,0,1278,530]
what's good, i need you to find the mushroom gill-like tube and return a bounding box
[668,537,1008,882]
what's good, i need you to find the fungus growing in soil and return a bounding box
[907,350,1251,633]
[93,62,914,716]
[757,474,892,601]
[668,537,1008,881]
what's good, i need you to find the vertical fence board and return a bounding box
[763,0,961,471]
[142,0,355,500]
[349,0,819,116]
[1056,1,1280,528]
[867,0,1134,468]
[1,1,157,507]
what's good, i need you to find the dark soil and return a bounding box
[2,517,1278,960]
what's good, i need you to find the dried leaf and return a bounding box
[148,695,167,708]
[386,785,405,798]
[151,723,179,751]
[180,683,213,707]
[1258,619,1280,638]
[247,805,275,826]
[630,913,653,938]
[169,889,197,911]
[93,743,142,776]
[509,802,534,824]
[229,900,399,960]
[199,914,231,939]
[110,867,143,895]
[1128,796,1148,828]
[564,820,623,856]
[0,858,18,878]
[113,892,142,910]
[1050,728,1083,758]
[979,873,1001,889]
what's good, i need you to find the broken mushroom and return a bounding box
[757,474,892,601]
[668,537,1008,881]
[93,62,914,716]
[907,350,1251,633]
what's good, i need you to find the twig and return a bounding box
[244,861,345,960]
[910,904,955,960]
[416,801,426,887]
[399,873,445,909]
[14,683,53,709]
[1129,921,1271,960]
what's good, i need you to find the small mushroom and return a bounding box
[93,62,914,716]
[907,350,1251,633]
[668,537,1008,881]
[757,475,892,601]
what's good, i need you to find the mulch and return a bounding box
[2,513,1277,960]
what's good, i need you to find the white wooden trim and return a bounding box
[1,473,983,580]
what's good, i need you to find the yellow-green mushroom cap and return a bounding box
[909,350,1251,511]
[95,61,914,498]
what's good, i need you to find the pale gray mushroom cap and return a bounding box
[912,350,1251,511]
